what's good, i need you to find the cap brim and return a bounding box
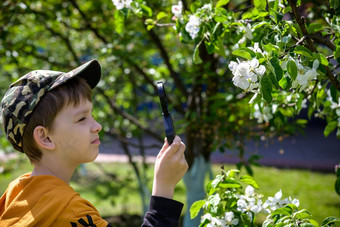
[50,59,101,90]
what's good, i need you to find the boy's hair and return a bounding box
[0,59,101,155]
[23,77,92,161]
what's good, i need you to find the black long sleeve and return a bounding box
[142,196,183,227]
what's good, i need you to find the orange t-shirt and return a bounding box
[0,173,111,227]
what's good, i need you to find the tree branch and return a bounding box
[287,0,340,91]
[310,33,336,51]
[97,87,163,143]
[67,1,186,113]
[145,26,188,97]
[44,25,80,64]
[69,0,108,44]
[108,129,161,149]
[115,56,186,114]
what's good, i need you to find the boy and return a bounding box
[0,59,188,226]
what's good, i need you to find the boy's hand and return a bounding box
[152,136,188,199]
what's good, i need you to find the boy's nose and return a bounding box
[92,119,102,133]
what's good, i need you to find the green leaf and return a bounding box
[268,73,280,89]
[282,34,292,44]
[270,58,283,81]
[313,53,329,66]
[307,22,324,34]
[287,60,298,80]
[271,207,292,216]
[140,4,153,17]
[279,107,294,117]
[145,19,155,30]
[214,8,229,22]
[294,46,313,58]
[214,38,227,58]
[253,21,270,29]
[220,178,242,188]
[324,121,338,137]
[283,6,292,14]
[321,216,340,226]
[254,0,266,11]
[300,224,315,227]
[335,177,340,196]
[330,0,340,12]
[211,174,224,188]
[308,219,319,227]
[295,209,312,220]
[205,41,215,55]
[260,76,273,103]
[232,47,256,60]
[190,200,205,219]
[193,44,203,64]
[114,10,125,34]
[334,46,340,59]
[263,219,273,227]
[279,76,292,90]
[226,169,240,178]
[240,175,259,189]
[216,0,230,8]
[156,12,167,21]
[245,165,254,176]
[262,43,277,53]
[146,25,155,30]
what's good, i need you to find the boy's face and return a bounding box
[48,98,102,166]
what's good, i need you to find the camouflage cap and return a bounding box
[0,59,101,152]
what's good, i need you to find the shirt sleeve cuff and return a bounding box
[148,196,184,220]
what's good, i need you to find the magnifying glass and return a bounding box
[157,81,176,145]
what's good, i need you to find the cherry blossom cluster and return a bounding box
[236,186,264,220]
[171,1,213,40]
[201,211,239,227]
[201,185,300,227]
[228,58,266,92]
[252,103,273,123]
[281,58,320,92]
[112,0,133,10]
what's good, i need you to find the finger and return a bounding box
[172,143,186,159]
[166,136,181,155]
[158,137,170,156]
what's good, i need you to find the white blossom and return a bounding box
[263,190,300,212]
[253,104,273,123]
[238,24,253,44]
[249,42,268,56]
[228,58,266,92]
[289,59,319,92]
[171,1,183,19]
[185,15,201,39]
[236,186,263,221]
[327,91,340,125]
[237,198,262,220]
[112,0,132,10]
[245,185,255,197]
[224,212,239,226]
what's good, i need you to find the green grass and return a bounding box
[0,157,339,225]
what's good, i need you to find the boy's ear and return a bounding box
[33,126,55,150]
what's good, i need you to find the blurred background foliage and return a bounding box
[0,0,339,226]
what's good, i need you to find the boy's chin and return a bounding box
[81,149,100,164]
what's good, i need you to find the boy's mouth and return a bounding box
[91,137,100,144]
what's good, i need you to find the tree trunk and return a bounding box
[182,155,212,227]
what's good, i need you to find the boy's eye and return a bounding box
[78,117,86,122]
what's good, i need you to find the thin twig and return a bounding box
[144,24,188,97]
[287,0,340,91]
[156,23,175,27]
[69,0,108,44]
[97,87,163,143]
